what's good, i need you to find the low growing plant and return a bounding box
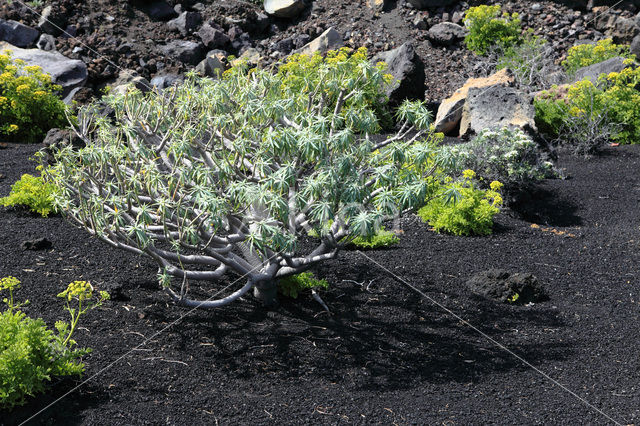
[0,277,108,409]
[349,229,399,249]
[463,5,522,55]
[0,171,58,217]
[46,48,448,308]
[278,272,329,299]
[418,170,503,236]
[0,49,67,143]
[439,127,557,191]
[562,39,633,76]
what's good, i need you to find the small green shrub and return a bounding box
[496,34,562,90]
[349,229,399,249]
[278,272,329,299]
[562,39,633,75]
[0,277,108,409]
[0,50,67,143]
[418,170,503,236]
[439,128,557,190]
[535,66,640,148]
[463,5,522,55]
[0,172,58,216]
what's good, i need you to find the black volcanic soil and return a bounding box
[1,141,640,424]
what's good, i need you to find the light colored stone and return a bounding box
[434,68,514,134]
[263,0,306,18]
[0,41,87,102]
[459,86,536,138]
[295,27,343,56]
[570,56,633,85]
[196,50,227,78]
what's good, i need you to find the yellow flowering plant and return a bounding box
[562,39,633,75]
[0,50,67,142]
[463,5,522,55]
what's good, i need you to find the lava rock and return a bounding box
[427,22,467,46]
[295,27,343,55]
[150,73,183,90]
[570,56,632,85]
[159,40,204,65]
[198,23,230,50]
[0,19,39,48]
[21,238,53,251]
[460,85,537,138]
[111,70,151,95]
[0,41,87,102]
[631,33,640,60]
[371,42,426,109]
[264,0,306,18]
[195,50,227,78]
[466,269,547,304]
[435,68,515,134]
[146,1,178,21]
[43,128,85,165]
[36,34,56,51]
[38,5,67,36]
[407,0,457,10]
[167,11,202,36]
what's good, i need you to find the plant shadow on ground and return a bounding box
[508,185,582,227]
[141,259,571,393]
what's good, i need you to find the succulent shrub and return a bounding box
[0,171,58,217]
[348,228,399,249]
[278,272,328,299]
[535,66,640,149]
[439,127,557,191]
[46,49,445,308]
[0,277,107,409]
[463,5,522,55]
[418,170,503,236]
[0,50,67,143]
[562,39,633,76]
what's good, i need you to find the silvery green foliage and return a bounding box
[47,59,441,308]
[439,127,557,190]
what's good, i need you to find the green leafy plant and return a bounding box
[278,272,329,299]
[535,66,640,149]
[0,277,108,409]
[348,229,399,249]
[463,5,522,55]
[418,170,503,236]
[46,48,446,308]
[562,39,633,75]
[0,172,58,216]
[0,49,67,143]
[439,127,557,191]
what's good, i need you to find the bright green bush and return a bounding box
[562,39,633,75]
[349,229,399,249]
[0,277,108,409]
[439,128,557,190]
[463,5,522,55]
[278,272,329,299]
[0,172,58,216]
[418,170,503,236]
[0,50,67,143]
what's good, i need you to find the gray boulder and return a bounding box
[150,74,183,90]
[371,42,425,108]
[0,41,87,102]
[295,27,343,56]
[198,23,230,50]
[407,0,457,9]
[111,70,151,95]
[466,269,547,304]
[631,33,640,61]
[427,22,467,46]
[167,11,202,36]
[43,128,84,165]
[196,50,227,78]
[37,34,56,51]
[460,85,536,138]
[570,56,632,85]
[263,0,306,18]
[159,40,204,65]
[0,19,39,48]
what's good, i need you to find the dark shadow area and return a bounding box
[508,186,582,227]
